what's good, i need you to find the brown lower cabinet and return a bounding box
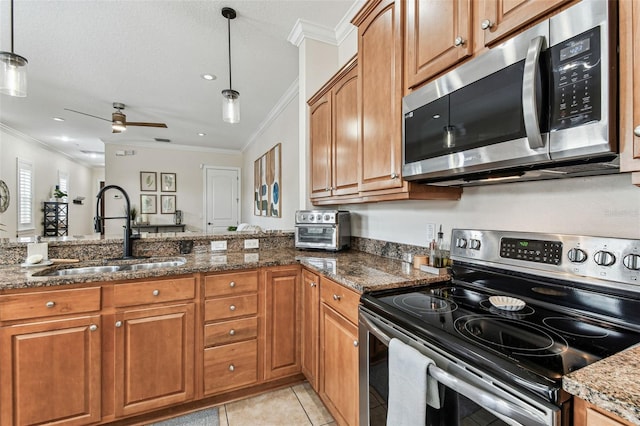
[573,397,635,426]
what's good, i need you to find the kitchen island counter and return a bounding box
[563,345,640,425]
[0,248,449,293]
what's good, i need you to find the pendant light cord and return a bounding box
[226,14,232,91]
[10,0,15,53]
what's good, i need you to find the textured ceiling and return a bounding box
[0,0,357,167]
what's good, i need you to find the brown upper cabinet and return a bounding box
[308,57,359,203]
[619,0,640,185]
[404,0,473,91]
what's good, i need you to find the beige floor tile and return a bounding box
[218,405,229,426]
[292,383,334,426]
[225,387,311,426]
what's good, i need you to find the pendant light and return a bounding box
[0,0,28,97]
[221,7,239,123]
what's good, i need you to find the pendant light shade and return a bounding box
[0,0,28,97]
[221,7,239,123]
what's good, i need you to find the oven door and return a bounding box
[358,308,562,426]
[295,224,338,250]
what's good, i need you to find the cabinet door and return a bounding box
[319,304,359,426]
[310,93,333,200]
[481,0,571,46]
[264,266,301,380]
[0,315,101,426]
[332,65,359,196]
[356,0,404,192]
[114,303,194,417]
[301,269,320,390]
[405,0,472,90]
[574,397,635,426]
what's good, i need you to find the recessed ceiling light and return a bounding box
[202,74,216,81]
[198,132,206,136]
[53,117,65,121]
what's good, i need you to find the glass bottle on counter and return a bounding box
[434,226,445,267]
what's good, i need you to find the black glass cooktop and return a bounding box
[361,272,640,403]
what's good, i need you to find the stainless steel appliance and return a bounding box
[402,0,617,186]
[359,229,640,426]
[294,210,351,251]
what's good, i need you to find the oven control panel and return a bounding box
[450,229,640,289]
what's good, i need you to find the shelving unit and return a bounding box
[43,202,68,237]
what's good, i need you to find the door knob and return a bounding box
[634,125,640,137]
[454,36,465,47]
[481,19,493,30]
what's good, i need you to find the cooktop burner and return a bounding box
[389,293,457,315]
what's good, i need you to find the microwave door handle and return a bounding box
[522,36,546,150]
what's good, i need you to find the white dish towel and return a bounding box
[386,338,440,426]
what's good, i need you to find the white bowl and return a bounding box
[489,295,525,311]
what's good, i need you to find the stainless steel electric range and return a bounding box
[359,229,640,426]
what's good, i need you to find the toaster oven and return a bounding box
[294,210,351,251]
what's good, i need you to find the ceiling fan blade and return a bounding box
[64,108,111,122]
[126,122,168,128]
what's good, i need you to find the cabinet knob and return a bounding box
[230,305,237,311]
[229,281,236,288]
[325,187,331,192]
[390,172,399,179]
[353,340,359,347]
[481,19,493,30]
[152,289,159,296]
[115,321,122,328]
[332,294,341,301]
[229,329,236,336]
[228,364,235,372]
[45,301,55,308]
[89,324,98,332]
[310,282,317,288]
[634,125,640,137]
[454,36,465,47]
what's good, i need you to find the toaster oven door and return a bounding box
[295,224,338,250]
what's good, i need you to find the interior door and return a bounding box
[204,167,239,232]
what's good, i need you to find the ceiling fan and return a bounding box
[64,102,168,133]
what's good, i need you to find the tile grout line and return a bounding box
[291,385,315,426]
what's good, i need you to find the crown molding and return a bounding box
[243,78,299,152]
[336,0,365,44]
[287,19,338,47]
[103,140,241,155]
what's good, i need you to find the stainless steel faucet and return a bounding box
[94,185,137,259]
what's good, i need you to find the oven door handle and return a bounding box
[360,314,551,426]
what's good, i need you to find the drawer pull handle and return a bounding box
[115,321,122,328]
[353,340,359,347]
[230,305,236,311]
[310,282,317,288]
[45,301,55,308]
[229,281,236,288]
[454,36,465,47]
[89,324,98,332]
[390,172,399,179]
[333,294,341,301]
[481,19,493,30]
[229,364,235,372]
[229,329,236,336]
[152,289,160,296]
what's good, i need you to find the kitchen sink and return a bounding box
[34,257,187,277]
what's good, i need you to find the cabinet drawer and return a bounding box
[0,287,101,321]
[114,277,195,307]
[204,317,258,347]
[320,278,360,324]
[205,271,258,297]
[204,294,258,321]
[204,340,258,395]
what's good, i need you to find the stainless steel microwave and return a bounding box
[402,0,618,186]
[294,210,351,251]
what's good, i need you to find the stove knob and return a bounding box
[316,214,322,220]
[623,254,640,270]
[594,250,616,267]
[567,248,587,263]
[324,214,330,221]
[469,239,481,250]
[455,238,467,248]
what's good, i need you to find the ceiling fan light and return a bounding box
[0,51,28,97]
[222,89,240,124]
[112,120,126,132]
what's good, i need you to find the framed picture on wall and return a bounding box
[161,195,176,214]
[140,171,157,191]
[161,173,176,192]
[140,194,157,214]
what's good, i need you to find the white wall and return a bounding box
[104,143,242,233]
[347,173,640,246]
[0,126,98,237]
[241,93,300,230]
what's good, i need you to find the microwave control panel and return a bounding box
[549,27,601,131]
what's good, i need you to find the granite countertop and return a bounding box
[0,248,449,293]
[563,345,640,425]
